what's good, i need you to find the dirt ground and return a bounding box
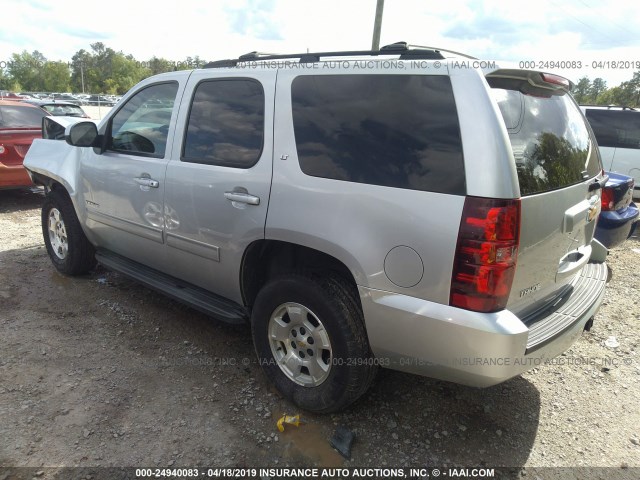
[1,188,639,479]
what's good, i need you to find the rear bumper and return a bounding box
[0,162,33,189]
[594,203,639,249]
[360,262,608,387]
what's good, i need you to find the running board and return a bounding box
[95,250,248,325]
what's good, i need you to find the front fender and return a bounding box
[23,138,84,197]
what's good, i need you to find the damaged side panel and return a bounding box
[23,138,93,218]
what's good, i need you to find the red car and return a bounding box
[0,100,48,189]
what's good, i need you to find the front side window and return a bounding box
[182,79,265,168]
[492,89,601,196]
[585,109,640,150]
[290,74,465,195]
[109,82,178,157]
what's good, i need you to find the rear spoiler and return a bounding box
[485,69,573,97]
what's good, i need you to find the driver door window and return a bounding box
[109,82,178,157]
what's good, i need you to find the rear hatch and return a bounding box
[487,70,604,319]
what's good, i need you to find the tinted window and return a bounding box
[0,105,46,127]
[109,82,178,157]
[182,79,265,168]
[585,109,640,150]
[492,89,600,196]
[291,75,465,194]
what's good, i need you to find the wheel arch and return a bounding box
[240,240,363,311]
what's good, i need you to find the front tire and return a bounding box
[42,189,96,275]
[251,273,376,413]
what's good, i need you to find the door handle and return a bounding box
[224,191,260,205]
[134,177,159,188]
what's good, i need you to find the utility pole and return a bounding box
[371,0,385,51]
[80,63,85,94]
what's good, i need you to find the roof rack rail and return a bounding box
[405,44,478,60]
[203,41,467,68]
[580,104,637,111]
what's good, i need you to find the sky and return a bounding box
[1,0,639,88]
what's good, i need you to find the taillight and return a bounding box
[601,187,615,211]
[450,197,521,313]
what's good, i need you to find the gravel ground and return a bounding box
[1,188,639,479]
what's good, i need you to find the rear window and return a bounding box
[492,89,600,196]
[42,104,86,117]
[291,74,465,195]
[0,105,47,127]
[585,109,640,150]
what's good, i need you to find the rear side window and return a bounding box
[291,75,465,195]
[0,105,46,127]
[492,89,600,196]
[585,109,640,150]
[182,79,265,168]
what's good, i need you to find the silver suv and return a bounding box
[25,43,608,412]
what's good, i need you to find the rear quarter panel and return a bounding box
[268,65,477,304]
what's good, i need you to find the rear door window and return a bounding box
[0,105,46,127]
[585,109,640,150]
[182,79,265,168]
[291,74,465,195]
[492,89,600,196]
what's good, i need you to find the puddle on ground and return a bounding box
[50,271,72,289]
[273,412,346,466]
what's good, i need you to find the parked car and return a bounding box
[581,106,640,200]
[24,43,609,412]
[51,94,87,106]
[0,100,48,189]
[595,171,638,248]
[87,95,116,106]
[0,92,27,100]
[22,100,90,118]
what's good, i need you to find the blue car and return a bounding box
[595,172,639,249]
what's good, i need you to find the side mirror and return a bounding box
[65,121,98,147]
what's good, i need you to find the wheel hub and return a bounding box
[268,302,332,387]
[47,208,68,260]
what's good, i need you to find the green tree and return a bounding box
[70,43,153,94]
[0,67,10,90]
[70,49,95,93]
[596,86,624,106]
[572,77,591,103]
[589,78,607,103]
[7,50,47,91]
[42,61,71,92]
[147,57,175,75]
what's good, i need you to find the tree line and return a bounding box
[572,73,640,106]
[1,42,640,105]
[0,42,207,95]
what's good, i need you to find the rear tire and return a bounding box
[42,189,96,275]
[251,273,376,413]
